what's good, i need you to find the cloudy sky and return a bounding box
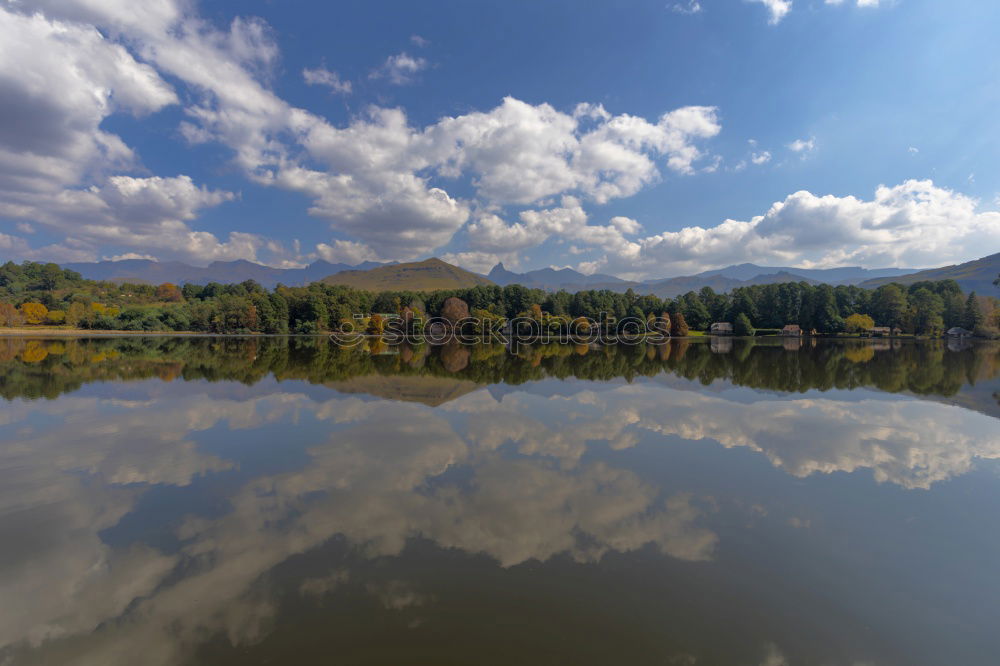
[0,0,998,278]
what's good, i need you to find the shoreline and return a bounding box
[0,328,964,342]
[0,327,296,337]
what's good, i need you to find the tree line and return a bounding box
[1,260,998,336]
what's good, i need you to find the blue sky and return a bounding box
[1,0,998,278]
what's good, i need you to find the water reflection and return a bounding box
[1,337,999,665]
[2,336,998,406]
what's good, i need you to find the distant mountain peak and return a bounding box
[321,257,493,291]
[488,262,521,285]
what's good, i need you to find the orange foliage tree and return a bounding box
[670,312,689,337]
[0,303,24,327]
[156,283,184,302]
[366,313,385,335]
[19,302,48,325]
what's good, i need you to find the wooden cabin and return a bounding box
[710,322,733,335]
[870,326,903,337]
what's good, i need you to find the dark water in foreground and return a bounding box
[1,336,999,665]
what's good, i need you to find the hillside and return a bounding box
[859,252,1000,294]
[321,258,495,291]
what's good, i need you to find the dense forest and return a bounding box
[1,260,998,336]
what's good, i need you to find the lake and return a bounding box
[1,336,999,665]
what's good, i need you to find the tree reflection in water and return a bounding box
[1,336,997,405]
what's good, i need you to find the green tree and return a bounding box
[269,292,289,334]
[681,292,710,330]
[943,293,965,329]
[65,302,87,326]
[211,295,256,333]
[182,283,205,300]
[728,288,759,325]
[963,292,984,331]
[806,285,844,333]
[38,263,63,290]
[734,313,755,336]
[698,286,727,322]
[543,290,573,316]
[159,306,191,331]
[910,288,945,335]
[873,284,908,328]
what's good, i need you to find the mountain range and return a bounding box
[57,252,999,295]
[487,263,628,291]
[693,263,916,284]
[487,261,924,298]
[64,258,391,288]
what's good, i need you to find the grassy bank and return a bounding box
[1,326,217,337]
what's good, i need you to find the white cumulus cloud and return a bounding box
[370,52,428,85]
[748,0,792,24]
[670,1,703,14]
[788,136,815,153]
[580,180,1000,277]
[302,66,352,94]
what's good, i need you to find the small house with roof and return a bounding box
[868,326,903,337]
[710,322,733,335]
[781,324,802,336]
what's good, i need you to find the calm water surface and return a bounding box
[1,336,999,665]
